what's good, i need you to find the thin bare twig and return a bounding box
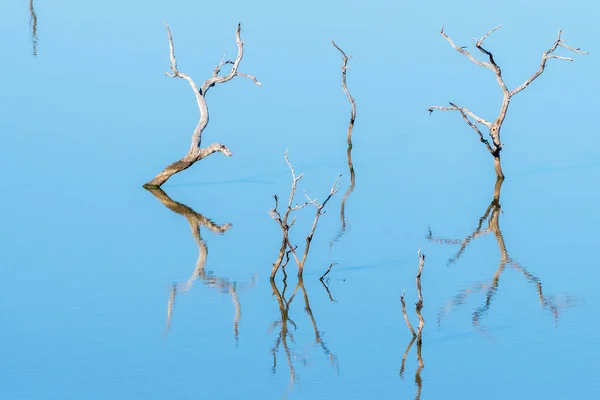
[400,290,416,337]
[145,23,261,188]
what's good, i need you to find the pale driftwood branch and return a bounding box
[145,22,260,188]
[270,152,341,279]
[296,175,341,276]
[440,25,491,69]
[330,41,357,247]
[511,29,588,97]
[400,290,416,337]
[431,25,586,179]
[415,250,426,338]
[332,40,356,147]
[400,250,426,393]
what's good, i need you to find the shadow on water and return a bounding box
[270,276,338,396]
[29,0,38,56]
[145,187,256,342]
[428,179,581,331]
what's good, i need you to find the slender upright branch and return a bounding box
[430,179,577,329]
[332,40,356,147]
[415,250,426,338]
[400,290,416,337]
[430,25,587,179]
[330,41,357,246]
[145,23,261,188]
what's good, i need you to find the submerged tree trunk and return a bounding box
[493,154,505,180]
[144,23,260,188]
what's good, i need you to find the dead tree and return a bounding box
[429,26,587,179]
[269,151,340,279]
[145,187,255,340]
[330,41,357,244]
[400,250,426,400]
[144,23,261,188]
[428,179,580,329]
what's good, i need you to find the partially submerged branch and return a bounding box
[270,151,341,279]
[145,22,261,188]
[331,41,357,245]
[400,250,426,399]
[430,25,587,179]
[332,40,356,147]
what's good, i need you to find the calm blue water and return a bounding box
[2,1,600,399]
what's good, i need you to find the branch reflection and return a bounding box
[270,277,339,389]
[428,179,579,329]
[146,187,255,341]
[29,0,38,56]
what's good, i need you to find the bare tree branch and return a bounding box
[270,152,341,279]
[145,22,260,188]
[400,290,416,337]
[332,40,356,147]
[415,250,426,338]
[511,29,588,97]
[330,40,357,247]
[430,25,586,179]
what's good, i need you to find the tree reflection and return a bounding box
[270,276,338,391]
[29,0,38,56]
[145,187,255,341]
[428,179,579,329]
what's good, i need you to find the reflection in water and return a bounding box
[29,0,38,56]
[145,188,255,341]
[331,41,357,245]
[270,277,338,393]
[400,251,426,400]
[428,179,579,329]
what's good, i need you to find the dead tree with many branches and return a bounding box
[269,151,341,279]
[429,26,587,179]
[144,23,261,188]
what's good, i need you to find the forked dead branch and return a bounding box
[269,151,341,279]
[144,22,261,188]
[429,26,587,179]
[400,250,426,399]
